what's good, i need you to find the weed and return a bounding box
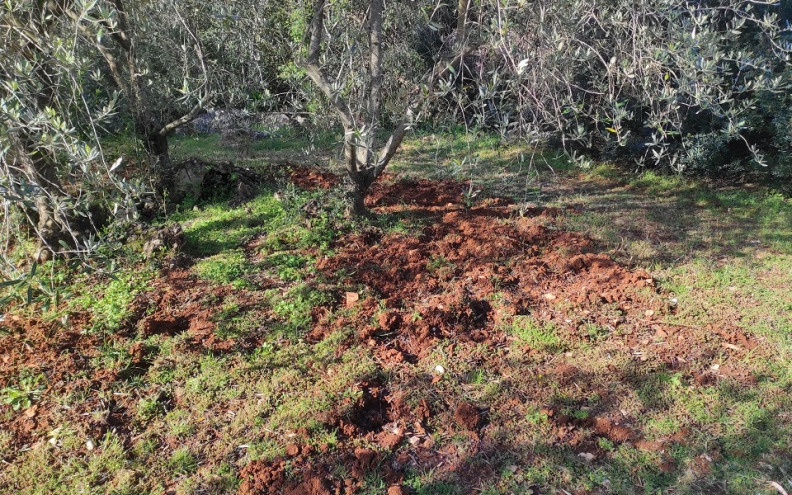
[505,315,565,352]
[72,270,153,333]
[136,396,164,421]
[525,406,549,426]
[572,409,590,420]
[267,284,332,338]
[597,437,615,451]
[468,368,486,385]
[193,249,251,288]
[169,447,198,474]
[583,323,610,342]
[264,252,313,281]
[462,179,481,209]
[1,372,45,411]
[184,355,232,399]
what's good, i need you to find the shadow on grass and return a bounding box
[182,212,276,257]
[532,173,792,267]
[381,360,791,495]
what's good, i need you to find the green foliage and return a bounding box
[0,0,135,262]
[267,283,332,338]
[1,372,45,411]
[72,271,153,333]
[263,252,313,282]
[505,315,565,352]
[193,249,251,288]
[493,0,792,180]
[169,447,198,475]
[0,260,68,310]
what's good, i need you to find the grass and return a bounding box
[504,315,565,352]
[193,250,252,288]
[2,131,791,494]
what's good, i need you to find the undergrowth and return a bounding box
[1,134,791,495]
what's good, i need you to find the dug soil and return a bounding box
[0,170,764,494]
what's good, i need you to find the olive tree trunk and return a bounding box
[86,0,210,198]
[303,0,470,215]
[6,133,65,262]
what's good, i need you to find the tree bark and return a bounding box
[350,183,368,217]
[303,0,470,215]
[142,132,173,194]
[7,133,65,262]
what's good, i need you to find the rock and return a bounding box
[345,292,360,307]
[171,158,262,206]
[142,224,184,258]
[172,158,211,202]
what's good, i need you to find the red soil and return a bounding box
[0,172,766,494]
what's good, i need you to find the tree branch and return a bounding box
[110,0,132,51]
[374,117,411,177]
[303,0,355,131]
[158,92,213,136]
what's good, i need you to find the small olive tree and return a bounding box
[484,0,792,177]
[299,0,472,214]
[0,0,132,263]
[75,0,215,194]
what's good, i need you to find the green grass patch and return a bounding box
[505,315,565,352]
[193,249,251,288]
[70,270,154,333]
[266,283,333,339]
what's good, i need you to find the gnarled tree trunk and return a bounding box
[303,0,470,215]
[86,0,210,199]
[1,0,77,261]
[6,133,65,262]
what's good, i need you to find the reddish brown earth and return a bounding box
[240,176,764,492]
[0,172,766,493]
[0,268,268,457]
[288,165,340,190]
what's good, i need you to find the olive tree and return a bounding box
[300,0,473,214]
[485,0,792,177]
[0,0,130,263]
[75,0,215,194]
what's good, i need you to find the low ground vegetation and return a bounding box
[1,134,791,494]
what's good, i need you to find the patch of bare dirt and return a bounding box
[317,179,662,363]
[1,173,769,493]
[454,402,483,431]
[288,165,340,190]
[292,176,766,489]
[133,269,263,352]
[0,314,136,455]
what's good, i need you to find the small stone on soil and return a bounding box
[345,292,360,307]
